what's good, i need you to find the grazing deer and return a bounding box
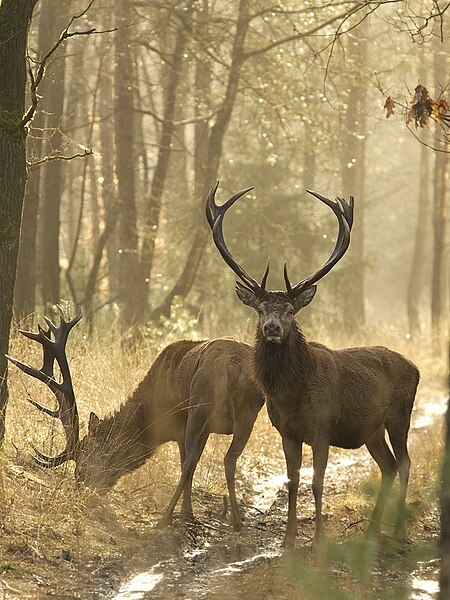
[7,308,264,530]
[206,182,420,548]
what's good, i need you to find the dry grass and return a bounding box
[0,320,447,598]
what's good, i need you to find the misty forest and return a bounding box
[0,1,449,598]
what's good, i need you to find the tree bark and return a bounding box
[0,0,38,442]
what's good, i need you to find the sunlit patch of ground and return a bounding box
[0,326,447,598]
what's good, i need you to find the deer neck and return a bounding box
[254,322,314,399]
[98,394,154,478]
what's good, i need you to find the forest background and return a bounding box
[0,1,449,597]
[1,0,449,433]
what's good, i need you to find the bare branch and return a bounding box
[27,148,93,171]
[21,1,119,130]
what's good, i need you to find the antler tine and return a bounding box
[6,306,83,467]
[206,183,269,296]
[205,181,255,229]
[286,190,354,298]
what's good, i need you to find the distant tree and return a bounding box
[39,1,71,308]
[0,0,38,442]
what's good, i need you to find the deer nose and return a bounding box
[263,321,282,337]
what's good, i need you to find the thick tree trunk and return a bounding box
[38,1,70,307]
[0,0,38,442]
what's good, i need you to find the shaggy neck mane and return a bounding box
[254,322,315,397]
[95,391,152,476]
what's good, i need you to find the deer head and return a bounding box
[205,182,354,343]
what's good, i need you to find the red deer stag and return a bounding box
[206,182,420,548]
[7,307,264,530]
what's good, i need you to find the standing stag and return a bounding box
[7,308,264,530]
[206,182,420,548]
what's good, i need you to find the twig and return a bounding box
[27,148,93,170]
[21,0,119,130]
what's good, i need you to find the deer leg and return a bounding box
[158,424,208,528]
[281,436,303,549]
[224,419,255,532]
[311,440,329,547]
[388,428,411,539]
[365,430,397,537]
[179,431,209,520]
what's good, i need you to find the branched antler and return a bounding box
[206,182,354,300]
[7,306,82,466]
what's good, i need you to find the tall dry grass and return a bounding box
[0,313,447,597]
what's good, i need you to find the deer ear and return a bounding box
[293,285,317,313]
[88,412,101,436]
[235,283,260,309]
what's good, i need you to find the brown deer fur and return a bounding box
[249,292,420,547]
[10,324,264,531]
[78,337,264,529]
[206,184,420,548]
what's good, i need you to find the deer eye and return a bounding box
[287,306,294,316]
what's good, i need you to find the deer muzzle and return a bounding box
[262,320,283,344]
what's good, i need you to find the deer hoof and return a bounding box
[281,533,296,550]
[232,519,244,532]
[157,514,173,529]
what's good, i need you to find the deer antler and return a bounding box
[283,190,354,298]
[205,182,270,296]
[206,182,354,300]
[7,306,82,467]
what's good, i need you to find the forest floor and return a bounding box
[0,328,447,599]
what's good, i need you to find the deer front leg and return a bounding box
[311,440,329,548]
[282,436,302,549]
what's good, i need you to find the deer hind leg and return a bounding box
[387,425,411,539]
[158,422,209,528]
[281,436,303,549]
[365,427,397,537]
[224,418,257,532]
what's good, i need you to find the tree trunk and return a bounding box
[14,3,49,323]
[407,129,430,337]
[38,1,70,308]
[151,0,250,320]
[0,0,38,442]
[431,40,449,356]
[114,0,140,330]
[340,26,367,333]
[140,21,187,317]
[439,342,450,599]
